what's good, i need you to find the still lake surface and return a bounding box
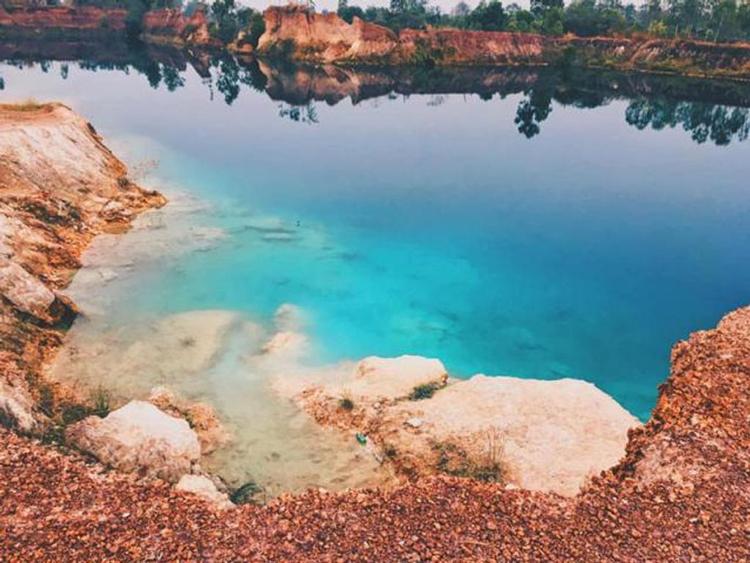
[2,49,748,492]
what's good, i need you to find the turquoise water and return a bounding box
[2,56,749,421]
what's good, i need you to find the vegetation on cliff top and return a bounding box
[336,0,750,41]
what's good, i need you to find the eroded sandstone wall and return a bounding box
[0,6,126,32]
[257,4,398,63]
[257,5,750,78]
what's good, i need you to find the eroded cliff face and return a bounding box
[0,103,165,431]
[257,5,545,65]
[0,6,217,47]
[0,6,126,33]
[257,6,750,78]
[557,35,750,78]
[257,5,398,63]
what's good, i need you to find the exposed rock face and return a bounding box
[258,5,398,63]
[257,6,750,78]
[66,401,201,482]
[258,6,543,65]
[399,27,545,65]
[279,359,636,496]
[556,35,750,78]
[0,102,164,428]
[0,6,126,32]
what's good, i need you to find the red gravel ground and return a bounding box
[2,307,749,561]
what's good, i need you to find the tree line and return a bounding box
[337,0,750,41]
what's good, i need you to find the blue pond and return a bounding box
[2,57,749,422]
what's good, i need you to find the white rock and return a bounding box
[66,400,200,482]
[350,355,447,400]
[176,474,234,510]
[0,379,38,433]
[397,374,638,496]
[0,258,56,321]
[405,417,423,429]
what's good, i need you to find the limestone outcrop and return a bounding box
[275,357,637,496]
[66,400,201,482]
[0,102,164,430]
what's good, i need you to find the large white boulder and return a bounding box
[390,374,639,496]
[348,355,448,400]
[66,400,201,482]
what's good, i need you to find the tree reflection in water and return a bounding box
[2,43,749,145]
[625,99,750,145]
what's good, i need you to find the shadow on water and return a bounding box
[1,38,750,145]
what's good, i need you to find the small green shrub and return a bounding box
[61,404,90,425]
[230,481,264,505]
[38,383,55,417]
[338,397,354,411]
[409,382,441,401]
[41,425,66,446]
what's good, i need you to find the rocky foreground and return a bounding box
[0,103,748,560]
[0,307,748,559]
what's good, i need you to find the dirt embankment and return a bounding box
[257,5,750,79]
[0,103,165,433]
[0,6,216,47]
[0,6,126,37]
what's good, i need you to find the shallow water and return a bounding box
[2,51,749,493]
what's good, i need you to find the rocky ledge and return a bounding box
[272,355,637,496]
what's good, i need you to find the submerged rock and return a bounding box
[66,400,200,482]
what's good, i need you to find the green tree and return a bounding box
[467,0,508,30]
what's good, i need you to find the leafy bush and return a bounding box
[409,381,441,400]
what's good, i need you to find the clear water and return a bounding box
[2,51,749,491]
